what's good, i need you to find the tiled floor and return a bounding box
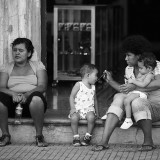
[45,81,117,119]
[0,143,160,160]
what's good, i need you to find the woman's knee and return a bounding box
[111,93,126,108]
[131,98,145,112]
[29,96,45,114]
[0,102,7,111]
[30,96,43,106]
[113,93,124,99]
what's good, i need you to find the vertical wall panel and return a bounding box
[30,0,41,60]
[0,0,41,65]
[0,0,5,64]
[18,0,27,37]
[7,0,18,62]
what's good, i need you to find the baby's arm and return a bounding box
[94,94,99,118]
[136,74,160,92]
[128,73,154,88]
[69,82,80,115]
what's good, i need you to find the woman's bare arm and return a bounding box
[0,72,16,96]
[0,72,22,102]
[104,71,136,93]
[94,94,99,118]
[104,71,121,92]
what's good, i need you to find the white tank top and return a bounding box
[74,82,95,111]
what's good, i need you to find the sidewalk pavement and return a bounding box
[0,143,160,160]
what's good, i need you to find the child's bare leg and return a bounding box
[86,111,95,134]
[70,113,80,135]
[81,111,95,146]
[124,93,140,118]
[70,113,81,146]
[121,93,140,129]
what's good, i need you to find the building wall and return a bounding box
[0,0,41,65]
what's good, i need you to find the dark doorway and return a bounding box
[128,0,160,60]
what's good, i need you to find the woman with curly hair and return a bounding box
[92,35,160,151]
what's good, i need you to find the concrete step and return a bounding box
[1,117,160,145]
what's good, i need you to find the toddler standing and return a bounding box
[69,64,99,146]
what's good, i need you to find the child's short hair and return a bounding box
[138,52,157,70]
[80,64,97,78]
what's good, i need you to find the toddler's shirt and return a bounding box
[74,82,95,112]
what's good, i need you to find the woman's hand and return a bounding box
[12,93,22,103]
[119,83,136,94]
[20,93,30,104]
[103,70,113,82]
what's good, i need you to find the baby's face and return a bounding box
[88,69,98,84]
[138,61,151,75]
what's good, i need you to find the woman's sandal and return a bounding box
[36,135,48,147]
[92,145,109,151]
[138,144,156,151]
[0,134,11,147]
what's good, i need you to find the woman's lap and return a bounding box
[0,91,47,118]
[132,98,160,122]
[106,93,160,122]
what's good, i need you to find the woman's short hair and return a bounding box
[80,64,97,78]
[12,38,34,60]
[120,35,153,56]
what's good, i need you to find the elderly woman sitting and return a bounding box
[0,38,48,147]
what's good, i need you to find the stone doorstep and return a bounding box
[7,117,160,126]
[1,118,160,145]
